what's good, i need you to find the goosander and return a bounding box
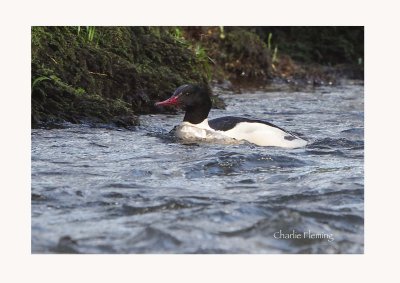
[155,84,307,148]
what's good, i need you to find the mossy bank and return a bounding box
[31,26,363,128]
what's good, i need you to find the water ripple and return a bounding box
[32,84,364,254]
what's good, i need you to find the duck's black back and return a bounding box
[208,116,288,133]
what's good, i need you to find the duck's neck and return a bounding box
[183,104,211,124]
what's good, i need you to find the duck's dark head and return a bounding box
[155,84,212,124]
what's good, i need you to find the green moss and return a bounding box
[31,26,364,128]
[222,28,272,80]
[182,27,273,83]
[31,26,209,127]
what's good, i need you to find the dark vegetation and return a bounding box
[31,26,364,128]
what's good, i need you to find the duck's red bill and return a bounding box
[155,96,180,107]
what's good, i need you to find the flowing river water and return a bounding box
[31,82,364,253]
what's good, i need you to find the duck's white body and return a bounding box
[156,84,308,149]
[176,119,307,148]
